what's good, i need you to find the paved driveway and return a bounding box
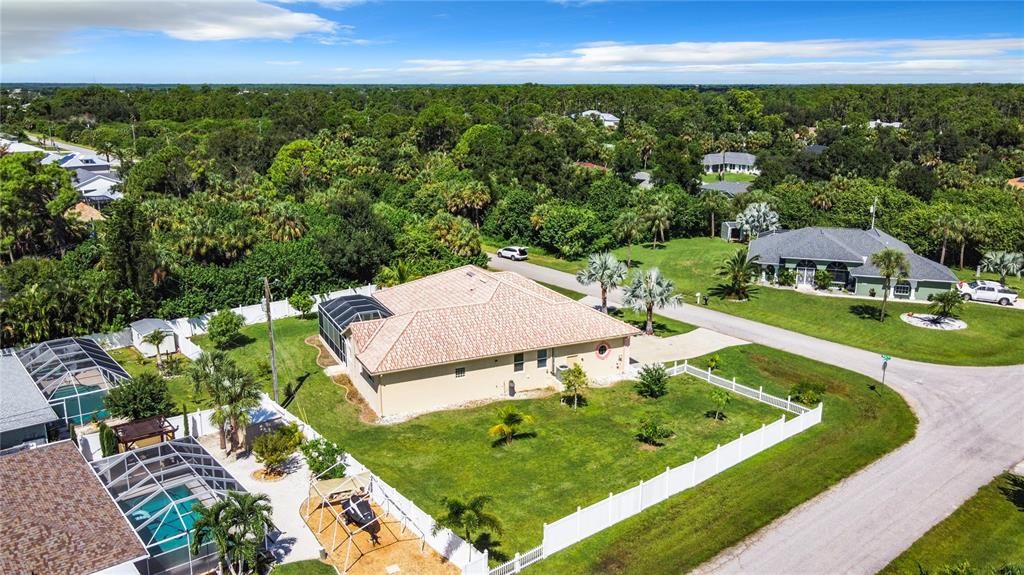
[490,255,1024,575]
[630,329,749,365]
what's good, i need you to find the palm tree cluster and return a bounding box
[623,267,682,335]
[190,492,275,575]
[188,350,263,453]
[980,250,1023,284]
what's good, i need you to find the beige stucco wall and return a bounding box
[356,337,631,417]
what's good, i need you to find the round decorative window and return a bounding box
[595,342,610,358]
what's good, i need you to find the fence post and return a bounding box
[732,376,737,391]
[665,466,670,500]
[707,367,711,382]
[638,478,645,509]
[514,552,521,572]
[738,432,744,458]
[759,385,763,401]
[542,523,548,558]
[787,395,792,412]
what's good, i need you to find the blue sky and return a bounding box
[2,1,1022,84]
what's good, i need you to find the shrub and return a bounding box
[181,403,190,437]
[99,423,119,457]
[104,372,174,420]
[634,364,669,398]
[869,288,877,297]
[813,270,833,290]
[300,438,347,479]
[252,422,303,475]
[777,268,796,287]
[635,418,673,446]
[288,292,315,318]
[790,381,826,405]
[560,364,589,409]
[707,354,722,372]
[207,309,245,349]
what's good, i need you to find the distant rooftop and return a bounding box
[701,181,751,197]
[703,151,757,167]
[0,355,58,435]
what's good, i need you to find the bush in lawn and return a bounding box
[288,292,315,318]
[707,354,722,372]
[814,270,833,290]
[634,364,669,399]
[790,381,826,406]
[709,388,731,421]
[104,372,175,420]
[777,268,796,287]
[635,418,673,446]
[252,422,303,475]
[300,438,347,479]
[560,364,589,409]
[207,309,245,349]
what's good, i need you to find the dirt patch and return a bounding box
[306,334,339,368]
[638,443,659,452]
[304,335,378,424]
[251,468,286,482]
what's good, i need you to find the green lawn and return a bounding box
[702,172,757,183]
[108,347,202,411]
[195,320,913,567]
[273,560,337,575]
[954,268,1024,293]
[524,238,1024,366]
[525,344,916,575]
[880,473,1024,574]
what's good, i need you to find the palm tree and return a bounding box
[488,406,535,446]
[614,210,642,268]
[735,202,779,239]
[433,495,503,550]
[953,214,979,270]
[622,267,682,335]
[575,252,627,313]
[980,251,1023,284]
[264,202,306,242]
[929,210,957,266]
[97,141,114,162]
[191,492,275,575]
[188,350,234,450]
[809,188,835,211]
[446,181,491,228]
[698,189,731,238]
[870,248,911,322]
[220,364,263,453]
[142,329,167,371]
[929,289,964,320]
[709,248,761,301]
[644,198,672,249]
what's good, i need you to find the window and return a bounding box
[513,353,524,372]
[455,367,466,379]
[894,282,912,297]
[595,342,610,358]
[537,349,548,369]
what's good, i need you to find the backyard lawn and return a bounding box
[701,172,757,183]
[196,319,914,568]
[107,347,202,411]
[273,560,337,575]
[880,473,1024,574]
[517,238,1024,366]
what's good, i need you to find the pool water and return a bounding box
[122,484,199,553]
[50,384,107,425]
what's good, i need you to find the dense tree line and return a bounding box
[1,83,1022,347]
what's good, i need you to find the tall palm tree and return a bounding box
[929,210,957,266]
[264,202,306,242]
[433,495,504,550]
[809,188,835,211]
[190,499,234,575]
[622,267,682,335]
[487,406,535,446]
[142,329,167,371]
[953,214,979,270]
[980,251,1024,284]
[708,248,761,301]
[576,252,627,313]
[220,364,263,453]
[191,492,274,575]
[644,198,672,249]
[188,350,234,450]
[614,210,642,268]
[870,248,911,322]
[698,189,731,238]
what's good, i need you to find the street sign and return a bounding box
[881,354,892,361]
[880,354,891,387]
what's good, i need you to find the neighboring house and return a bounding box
[748,226,958,300]
[318,266,640,417]
[0,137,46,154]
[577,109,621,128]
[0,355,59,452]
[803,143,828,155]
[575,161,610,171]
[0,441,148,575]
[868,119,903,129]
[633,171,654,189]
[14,337,132,426]
[702,181,750,198]
[41,151,113,172]
[703,151,759,175]
[70,201,106,223]
[129,318,177,358]
[75,171,124,205]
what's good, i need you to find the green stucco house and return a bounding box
[748,227,958,300]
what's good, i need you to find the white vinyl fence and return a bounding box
[665,359,812,415]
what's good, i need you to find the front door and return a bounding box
[797,266,816,286]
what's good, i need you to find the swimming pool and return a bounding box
[49,384,107,425]
[122,484,199,554]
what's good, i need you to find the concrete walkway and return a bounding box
[489,255,1024,575]
[630,329,749,365]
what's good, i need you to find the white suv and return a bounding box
[958,280,1018,306]
[497,246,529,261]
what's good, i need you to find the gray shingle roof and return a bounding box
[804,144,828,155]
[701,181,751,197]
[749,227,958,282]
[130,318,173,336]
[0,355,58,434]
[703,151,757,167]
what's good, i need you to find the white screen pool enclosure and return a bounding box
[16,337,131,425]
[91,437,247,575]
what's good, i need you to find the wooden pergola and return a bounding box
[111,415,177,452]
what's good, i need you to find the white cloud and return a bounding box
[272,0,364,9]
[1,0,338,63]
[396,37,1024,82]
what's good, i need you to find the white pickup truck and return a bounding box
[957,280,1018,306]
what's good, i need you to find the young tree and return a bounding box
[252,423,303,476]
[575,252,627,314]
[635,418,673,446]
[614,210,642,268]
[487,406,535,446]
[104,372,175,421]
[99,423,119,457]
[622,268,681,335]
[710,388,732,421]
[287,292,315,318]
[188,350,234,450]
[870,248,911,322]
[634,364,669,399]
[560,364,589,409]
[433,495,503,551]
[980,251,1023,284]
[644,197,673,249]
[709,248,761,301]
[142,329,167,371]
[207,309,245,349]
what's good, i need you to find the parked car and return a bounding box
[957,280,1018,306]
[497,246,529,261]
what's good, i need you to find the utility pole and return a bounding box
[869,197,878,230]
[263,277,280,403]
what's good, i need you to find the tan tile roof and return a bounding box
[0,441,147,575]
[355,266,639,374]
[69,201,105,222]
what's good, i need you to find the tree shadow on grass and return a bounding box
[474,533,508,564]
[848,304,884,321]
[217,334,256,350]
[489,431,538,448]
[280,372,310,409]
[703,410,729,421]
[999,474,1024,512]
[560,394,589,409]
